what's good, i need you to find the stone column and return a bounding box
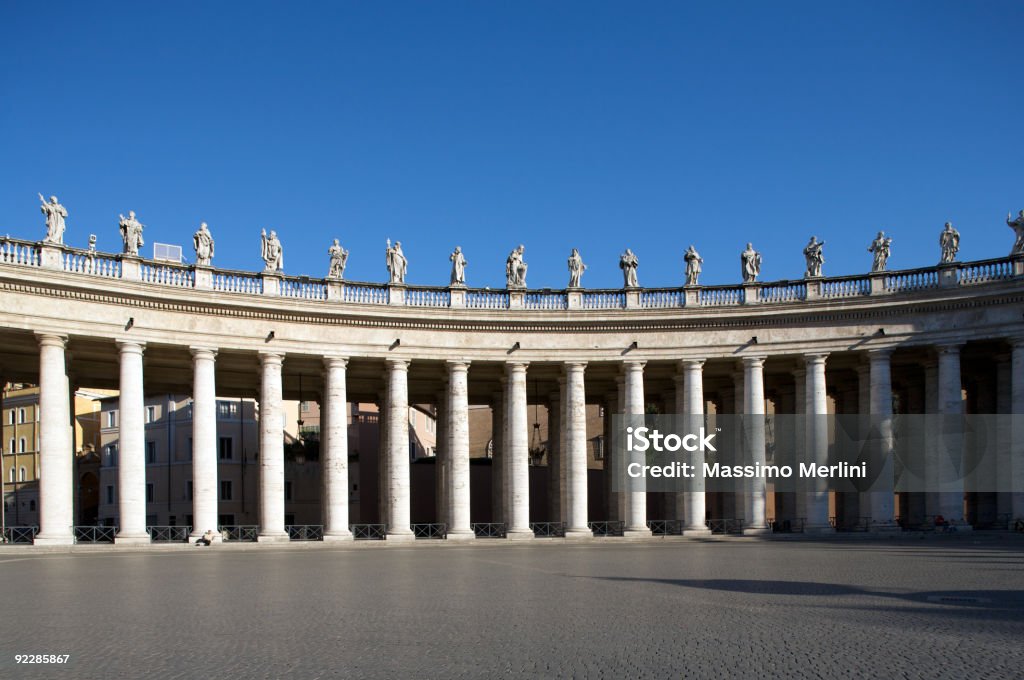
[446,361,474,540]
[322,357,352,540]
[791,367,807,523]
[490,389,504,524]
[385,359,414,540]
[1011,340,1024,520]
[680,359,712,535]
[115,340,148,544]
[258,352,288,542]
[564,362,590,537]
[190,347,220,542]
[936,344,967,524]
[435,384,448,527]
[623,360,652,536]
[867,349,898,530]
[742,356,770,534]
[804,354,833,533]
[377,393,388,525]
[505,362,533,539]
[33,333,73,545]
[923,360,939,517]
[604,391,618,522]
[547,387,561,523]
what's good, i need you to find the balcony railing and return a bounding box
[3,236,1021,312]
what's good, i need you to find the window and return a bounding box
[8,439,13,454]
[146,484,154,503]
[18,438,26,453]
[219,480,232,501]
[217,401,238,418]
[187,438,193,460]
[6,410,12,425]
[218,437,233,460]
[8,468,13,483]
[186,481,193,501]
[107,411,117,428]
[29,500,35,511]
[18,408,25,424]
[18,467,26,482]
[146,441,156,464]
[104,444,118,467]
[284,481,292,501]
[145,406,156,423]
[106,486,114,504]
[300,401,309,413]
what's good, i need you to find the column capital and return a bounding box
[35,332,67,349]
[804,353,828,366]
[322,356,349,369]
[563,361,587,374]
[258,351,284,366]
[742,355,766,368]
[116,339,146,354]
[621,360,646,371]
[190,346,218,360]
[866,347,893,362]
[1007,335,1024,349]
[385,358,410,370]
[445,359,471,371]
[935,342,963,356]
[679,358,705,370]
[505,361,529,374]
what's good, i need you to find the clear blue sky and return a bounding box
[2,2,1022,289]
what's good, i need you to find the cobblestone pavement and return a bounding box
[1,536,1022,678]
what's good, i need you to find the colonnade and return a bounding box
[28,331,1024,545]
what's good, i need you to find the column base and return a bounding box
[623,528,653,538]
[256,532,290,543]
[115,534,151,546]
[564,529,593,539]
[322,531,354,542]
[445,529,476,542]
[741,527,771,536]
[33,535,75,546]
[385,531,416,543]
[505,529,535,541]
[681,527,713,537]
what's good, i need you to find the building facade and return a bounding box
[1,227,1023,544]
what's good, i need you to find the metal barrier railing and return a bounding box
[647,519,683,536]
[219,525,259,542]
[705,518,744,535]
[287,525,324,541]
[769,518,806,533]
[74,526,117,543]
[471,522,507,538]
[2,526,38,544]
[412,523,447,539]
[588,521,624,537]
[147,526,191,542]
[351,524,387,540]
[530,522,566,537]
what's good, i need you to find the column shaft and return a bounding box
[680,360,711,534]
[446,361,473,539]
[505,362,532,538]
[565,362,589,536]
[1011,342,1024,520]
[937,345,966,524]
[116,341,148,543]
[34,334,73,545]
[742,357,770,534]
[190,347,219,541]
[547,388,561,523]
[804,354,832,532]
[386,360,413,539]
[322,357,352,539]
[623,361,651,535]
[258,352,288,541]
[490,390,504,523]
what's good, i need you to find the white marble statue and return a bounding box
[803,236,825,278]
[328,239,349,279]
[194,222,215,266]
[939,222,960,263]
[450,246,467,286]
[261,228,284,271]
[567,248,586,288]
[38,193,67,244]
[619,249,639,288]
[118,211,145,256]
[868,231,892,272]
[1007,210,1024,255]
[684,245,703,286]
[386,239,407,284]
[741,243,762,283]
[506,245,527,288]
[87,234,97,254]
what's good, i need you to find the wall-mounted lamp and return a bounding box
[389,339,401,351]
[627,341,638,351]
[265,330,275,342]
[750,336,758,345]
[125,317,134,331]
[876,328,886,336]
[508,341,521,354]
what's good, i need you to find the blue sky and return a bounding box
[1,2,1022,289]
